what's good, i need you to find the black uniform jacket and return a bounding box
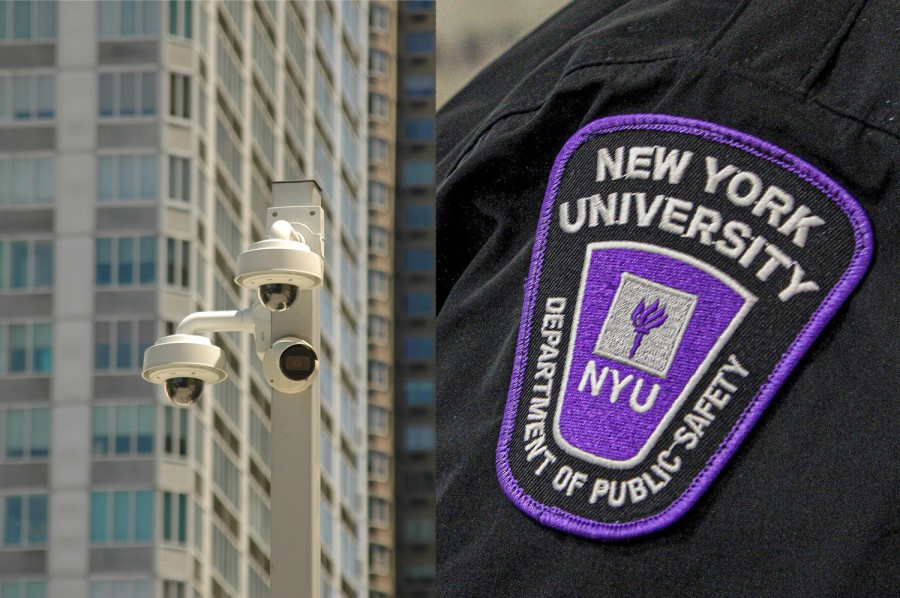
[436,0,898,595]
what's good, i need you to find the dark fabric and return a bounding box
[436,0,899,596]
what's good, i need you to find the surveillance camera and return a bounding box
[263,337,319,394]
[235,231,323,312]
[142,335,227,406]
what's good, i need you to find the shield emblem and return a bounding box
[554,242,756,468]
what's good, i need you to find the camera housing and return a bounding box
[142,335,227,406]
[234,220,323,312]
[263,337,319,394]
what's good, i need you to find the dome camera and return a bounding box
[235,221,324,312]
[142,335,227,406]
[263,337,319,394]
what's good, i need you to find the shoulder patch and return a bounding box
[496,114,873,539]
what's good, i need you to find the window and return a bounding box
[1,407,50,461]
[168,73,190,119]
[211,523,240,592]
[370,544,390,575]
[0,156,54,204]
[402,161,434,187]
[405,74,434,99]
[368,497,389,527]
[369,93,388,120]
[405,292,433,317]
[404,564,436,585]
[94,320,155,371]
[404,248,434,273]
[368,270,388,299]
[216,31,242,112]
[0,581,47,598]
[404,335,435,360]
[368,226,388,255]
[406,32,434,54]
[368,405,389,436]
[95,236,156,287]
[90,490,154,544]
[213,441,241,509]
[2,494,47,546]
[368,315,388,343]
[404,380,434,406]
[0,1,56,40]
[404,424,435,451]
[340,453,360,510]
[163,405,189,457]
[98,1,160,37]
[407,0,436,9]
[98,154,157,202]
[0,74,53,120]
[404,517,435,543]
[92,405,154,456]
[161,492,188,545]
[3,323,52,374]
[165,237,190,288]
[368,451,389,480]
[167,156,190,202]
[368,137,388,164]
[368,181,388,210]
[368,360,388,390]
[98,71,156,118]
[370,5,390,32]
[168,0,192,38]
[0,238,53,290]
[369,49,389,77]
[405,118,434,141]
[216,116,243,186]
[319,501,333,553]
[405,203,434,228]
[249,487,270,547]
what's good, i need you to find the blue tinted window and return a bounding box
[93,406,110,455]
[405,118,434,141]
[96,238,112,285]
[118,237,134,284]
[29,408,50,457]
[3,496,22,545]
[136,405,154,453]
[9,325,27,372]
[402,161,434,187]
[406,32,434,53]
[99,74,114,117]
[135,491,153,541]
[407,1,435,9]
[405,75,434,98]
[405,204,434,228]
[5,410,24,458]
[404,336,434,360]
[11,241,28,288]
[33,240,52,287]
[91,492,108,542]
[404,249,434,273]
[404,425,435,451]
[32,324,51,372]
[113,491,130,541]
[405,381,434,406]
[13,1,30,39]
[405,292,433,316]
[27,495,47,544]
[139,236,156,284]
[115,405,133,454]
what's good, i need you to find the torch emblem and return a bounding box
[629,299,668,358]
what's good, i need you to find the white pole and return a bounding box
[269,182,323,598]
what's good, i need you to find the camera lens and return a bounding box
[279,342,318,382]
[164,377,204,406]
[258,283,299,312]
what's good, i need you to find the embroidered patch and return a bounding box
[496,115,872,539]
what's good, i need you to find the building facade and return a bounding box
[0,1,371,597]
[364,2,398,598]
[392,2,436,597]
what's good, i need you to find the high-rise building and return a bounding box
[364,2,398,598]
[392,2,436,597]
[0,1,371,597]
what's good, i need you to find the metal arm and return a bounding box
[175,308,255,335]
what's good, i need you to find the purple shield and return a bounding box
[553,242,756,467]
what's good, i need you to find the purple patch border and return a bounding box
[495,114,874,540]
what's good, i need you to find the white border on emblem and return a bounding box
[552,241,758,470]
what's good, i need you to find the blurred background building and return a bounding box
[0,0,431,596]
[435,0,567,108]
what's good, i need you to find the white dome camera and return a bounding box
[235,220,323,312]
[263,337,319,394]
[141,335,227,406]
